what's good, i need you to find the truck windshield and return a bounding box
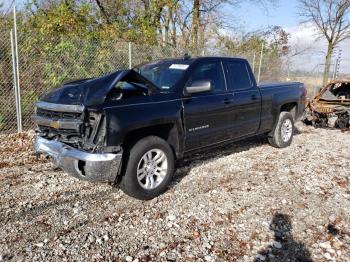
[135,61,191,91]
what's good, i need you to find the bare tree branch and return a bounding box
[298,0,350,85]
[94,0,110,24]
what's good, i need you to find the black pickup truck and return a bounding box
[34,56,306,199]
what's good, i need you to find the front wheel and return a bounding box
[119,136,175,200]
[268,112,294,148]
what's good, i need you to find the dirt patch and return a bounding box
[0,131,47,169]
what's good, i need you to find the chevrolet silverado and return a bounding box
[34,56,306,199]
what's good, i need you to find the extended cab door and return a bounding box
[182,59,232,151]
[223,59,261,138]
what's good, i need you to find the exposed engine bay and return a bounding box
[34,69,157,153]
[304,79,350,130]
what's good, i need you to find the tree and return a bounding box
[298,0,350,85]
[188,0,277,51]
[192,0,200,49]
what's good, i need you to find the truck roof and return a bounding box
[152,56,248,64]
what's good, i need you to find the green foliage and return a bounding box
[214,26,291,81]
[22,0,166,46]
[217,26,290,57]
[26,1,98,38]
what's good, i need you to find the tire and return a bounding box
[268,112,294,148]
[119,136,175,200]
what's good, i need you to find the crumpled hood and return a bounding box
[41,70,157,106]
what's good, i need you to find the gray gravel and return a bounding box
[0,123,349,261]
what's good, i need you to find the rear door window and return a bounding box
[225,61,252,91]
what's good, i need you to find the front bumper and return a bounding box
[35,137,122,183]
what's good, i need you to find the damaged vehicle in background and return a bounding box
[304,79,350,130]
[33,56,306,200]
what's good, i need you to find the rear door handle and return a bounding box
[251,95,258,100]
[223,98,231,104]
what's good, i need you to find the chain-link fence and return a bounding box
[0,30,17,133]
[1,29,328,134]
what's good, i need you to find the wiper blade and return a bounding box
[129,82,149,91]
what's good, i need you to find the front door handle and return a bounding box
[251,95,258,100]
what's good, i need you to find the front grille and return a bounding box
[37,108,82,120]
[38,125,81,135]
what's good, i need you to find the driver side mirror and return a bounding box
[186,80,213,94]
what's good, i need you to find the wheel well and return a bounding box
[123,124,180,158]
[280,102,297,119]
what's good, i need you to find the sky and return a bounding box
[232,0,350,74]
[236,0,299,31]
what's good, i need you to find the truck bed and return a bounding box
[258,82,303,89]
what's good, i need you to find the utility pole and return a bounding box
[257,42,264,83]
[252,53,256,74]
[332,49,342,80]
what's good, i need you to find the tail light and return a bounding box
[303,87,308,105]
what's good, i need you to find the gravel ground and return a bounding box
[0,123,349,262]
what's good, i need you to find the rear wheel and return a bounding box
[120,136,175,200]
[268,112,294,148]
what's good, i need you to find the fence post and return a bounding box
[128,42,132,69]
[257,42,264,83]
[10,30,22,133]
[13,6,22,132]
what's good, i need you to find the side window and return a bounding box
[187,61,226,93]
[226,61,252,91]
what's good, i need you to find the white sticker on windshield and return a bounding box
[169,64,189,70]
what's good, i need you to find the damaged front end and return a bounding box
[34,101,122,182]
[304,79,350,130]
[33,69,157,183]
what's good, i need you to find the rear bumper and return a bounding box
[35,137,122,183]
[297,103,306,121]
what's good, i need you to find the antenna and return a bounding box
[183,53,191,60]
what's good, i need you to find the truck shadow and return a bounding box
[173,135,267,185]
[173,124,305,186]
